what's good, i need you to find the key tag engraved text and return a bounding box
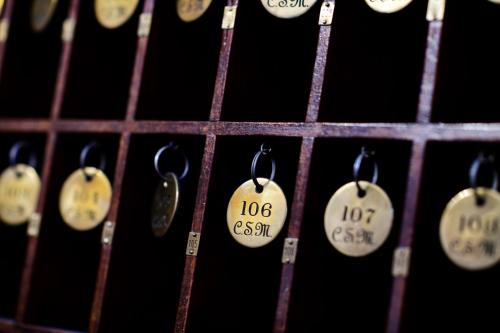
[31,0,59,32]
[151,143,189,237]
[227,144,288,248]
[59,142,112,231]
[324,148,394,256]
[365,0,413,13]
[440,154,500,270]
[177,0,213,22]
[95,0,140,29]
[0,142,41,226]
[261,0,318,19]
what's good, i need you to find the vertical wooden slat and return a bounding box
[273,137,314,333]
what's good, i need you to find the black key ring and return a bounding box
[80,142,106,182]
[251,143,276,193]
[154,142,189,181]
[9,141,37,178]
[469,153,498,206]
[353,147,379,198]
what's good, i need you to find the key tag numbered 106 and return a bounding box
[59,142,112,231]
[151,143,189,237]
[227,144,288,248]
[440,154,500,270]
[324,148,394,257]
[0,142,41,226]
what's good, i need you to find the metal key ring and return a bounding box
[251,143,276,193]
[469,153,498,206]
[9,141,37,169]
[353,147,379,197]
[80,142,106,181]
[154,142,189,181]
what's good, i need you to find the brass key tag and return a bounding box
[324,181,393,256]
[440,188,500,270]
[177,0,213,22]
[95,0,140,29]
[31,0,59,32]
[0,164,41,225]
[227,145,288,248]
[365,0,412,13]
[261,0,318,19]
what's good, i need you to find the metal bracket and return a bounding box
[186,232,201,256]
[319,1,335,26]
[426,0,446,21]
[0,19,9,42]
[27,213,42,237]
[282,238,299,264]
[392,246,411,277]
[62,18,75,42]
[101,221,115,246]
[222,5,237,30]
[137,12,152,37]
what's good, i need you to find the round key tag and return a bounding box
[0,142,41,225]
[31,0,59,32]
[177,0,213,22]
[150,143,189,237]
[365,0,412,14]
[95,0,140,29]
[227,145,288,248]
[489,0,500,4]
[324,148,393,256]
[440,154,500,270]
[261,0,318,19]
[59,143,112,231]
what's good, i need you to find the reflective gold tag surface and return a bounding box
[0,0,4,18]
[365,0,412,13]
[227,178,287,248]
[177,0,213,22]
[261,0,317,19]
[151,173,179,237]
[0,164,41,225]
[440,187,500,270]
[95,0,140,29]
[324,181,394,257]
[59,167,112,231]
[31,0,59,32]
[488,0,500,4]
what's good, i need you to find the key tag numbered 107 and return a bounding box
[324,148,394,257]
[440,154,500,270]
[59,142,112,231]
[0,142,41,226]
[227,144,288,248]
[151,143,189,237]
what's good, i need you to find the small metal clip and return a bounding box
[137,12,152,37]
[392,247,411,277]
[101,221,115,246]
[0,19,9,42]
[27,213,42,237]
[62,18,75,42]
[282,238,299,264]
[186,232,201,256]
[222,5,237,30]
[426,0,446,21]
[319,1,335,26]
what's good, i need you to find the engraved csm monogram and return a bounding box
[261,0,317,19]
[330,205,376,245]
[233,201,273,238]
[266,0,309,8]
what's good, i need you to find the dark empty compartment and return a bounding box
[220,1,320,122]
[432,1,500,122]
[287,139,411,333]
[402,142,500,332]
[60,1,141,119]
[0,133,46,319]
[187,136,301,333]
[100,134,205,333]
[25,133,119,331]
[318,0,428,123]
[136,1,223,121]
[0,0,68,118]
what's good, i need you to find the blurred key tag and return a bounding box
[0,164,41,225]
[31,0,59,32]
[177,0,213,22]
[95,0,140,29]
[151,172,180,237]
[261,0,318,19]
[365,0,412,13]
